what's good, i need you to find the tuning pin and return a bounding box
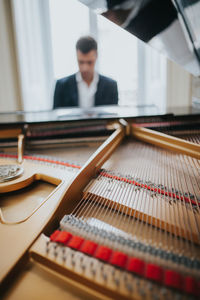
[135,278,141,289]
[71,258,76,266]
[46,240,50,253]
[100,263,104,273]
[123,273,128,282]
[79,256,84,265]
[79,258,85,270]
[139,288,146,297]
[81,263,86,271]
[125,282,133,293]
[161,287,167,298]
[91,268,96,276]
[148,282,153,292]
[54,249,58,257]
[152,294,159,300]
[113,277,120,287]
[175,293,181,300]
[53,243,57,249]
[90,260,94,268]
[102,272,107,281]
[111,268,116,277]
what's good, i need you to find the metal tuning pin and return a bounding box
[71,258,76,266]
[53,244,59,258]
[175,293,182,300]
[46,240,50,253]
[54,249,58,257]
[62,254,66,262]
[102,272,107,282]
[161,287,167,298]
[80,263,86,271]
[89,260,96,276]
[111,267,116,277]
[125,282,133,293]
[91,267,96,276]
[123,272,128,282]
[70,251,76,266]
[148,282,153,292]
[100,263,104,273]
[79,255,86,271]
[152,293,159,300]
[138,287,146,298]
[90,260,94,268]
[113,277,120,287]
[79,254,84,264]
[53,243,58,250]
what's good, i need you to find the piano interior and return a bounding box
[1,1,200,300]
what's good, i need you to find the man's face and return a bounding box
[77,49,97,82]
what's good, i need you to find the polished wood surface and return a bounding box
[1,123,199,300]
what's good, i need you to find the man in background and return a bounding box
[53,36,118,108]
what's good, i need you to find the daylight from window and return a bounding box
[49,0,138,105]
[49,0,166,108]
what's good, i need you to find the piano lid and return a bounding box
[79,0,200,77]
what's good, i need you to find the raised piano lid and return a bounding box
[79,0,200,77]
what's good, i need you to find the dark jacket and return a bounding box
[53,74,118,108]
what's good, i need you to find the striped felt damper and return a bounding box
[81,240,98,255]
[50,230,199,296]
[54,231,72,244]
[0,153,197,206]
[50,230,60,241]
[1,153,198,206]
[100,171,199,207]
[95,246,113,262]
[67,236,84,250]
[0,153,81,169]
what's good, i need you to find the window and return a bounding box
[49,0,89,79]
[97,15,138,105]
[49,0,167,108]
[11,0,167,110]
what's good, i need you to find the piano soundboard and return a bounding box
[0,116,200,300]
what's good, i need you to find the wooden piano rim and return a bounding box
[0,121,199,288]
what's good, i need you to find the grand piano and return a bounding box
[0,1,200,299]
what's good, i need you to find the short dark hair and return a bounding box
[76,36,97,53]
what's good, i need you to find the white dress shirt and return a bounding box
[75,72,99,108]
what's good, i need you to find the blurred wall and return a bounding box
[0,0,22,112]
[166,60,192,107]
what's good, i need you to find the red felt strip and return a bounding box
[0,153,197,206]
[67,236,84,250]
[48,228,199,296]
[126,257,145,276]
[50,230,60,242]
[47,230,200,296]
[184,276,198,296]
[95,246,112,262]
[54,231,72,244]
[164,270,182,290]
[81,240,98,256]
[99,171,198,206]
[146,264,163,283]
[110,251,128,268]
